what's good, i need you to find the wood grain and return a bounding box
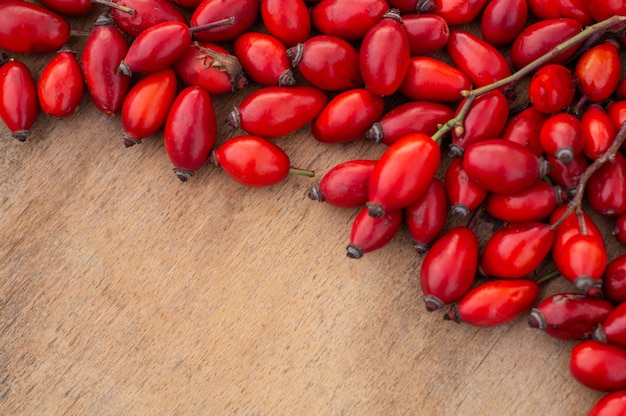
[1,6,623,416]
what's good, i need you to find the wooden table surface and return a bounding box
[1,5,624,416]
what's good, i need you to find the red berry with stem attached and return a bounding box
[582,104,617,160]
[570,340,626,392]
[365,100,453,146]
[0,58,38,142]
[191,0,259,42]
[502,106,548,157]
[417,0,489,27]
[528,64,576,115]
[529,293,614,341]
[405,178,448,253]
[261,0,311,47]
[554,233,607,292]
[81,14,131,117]
[547,152,588,193]
[419,226,478,311]
[588,390,626,416]
[400,56,472,103]
[480,0,528,47]
[540,112,585,163]
[604,254,626,304]
[164,86,217,182]
[444,157,488,218]
[586,151,626,217]
[0,0,70,54]
[120,68,177,147]
[228,86,327,139]
[479,221,556,279]
[485,180,564,223]
[310,0,388,41]
[311,88,384,143]
[233,32,296,87]
[402,13,449,56]
[37,50,84,119]
[445,279,540,327]
[366,133,441,217]
[307,159,377,208]
[287,35,363,92]
[346,207,403,259]
[210,135,307,187]
[110,0,187,38]
[462,139,548,195]
[593,302,626,348]
[359,9,410,97]
[575,40,622,105]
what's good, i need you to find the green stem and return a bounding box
[289,167,315,178]
[92,0,135,14]
[431,95,476,145]
[536,269,561,285]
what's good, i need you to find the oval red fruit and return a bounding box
[570,340,626,392]
[405,178,448,252]
[307,159,377,208]
[0,59,38,142]
[37,50,84,119]
[346,207,403,258]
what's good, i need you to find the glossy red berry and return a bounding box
[164,86,217,181]
[365,100,453,146]
[419,226,478,311]
[554,233,607,291]
[528,64,576,114]
[604,254,626,304]
[81,14,131,117]
[311,88,384,143]
[120,68,178,147]
[574,40,622,104]
[233,32,296,86]
[402,13,449,56]
[501,106,548,157]
[287,35,363,91]
[307,159,377,208]
[527,0,593,25]
[0,0,70,54]
[418,0,489,27]
[480,0,528,46]
[228,86,328,138]
[37,50,84,119]
[405,178,448,252]
[310,0,388,41]
[359,9,410,97]
[582,104,616,160]
[547,152,588,192]
[462,139,547,195]
[366,133,441,216]
[479,221,555,279]
[445,279,540,327]
[588,390,626,416]
[210,135,293,187]
[586,151,626,217]
[400,56,472,103]
[191,0,259,42]
[110,0,187,38]
[588,0,626,24]
[346,207,403,258]
[444,157,488,218]
[0,58,38,142]
[261,0,311,47]
[540,112,585,163]
[485,180,563,223]
[593,302,626,348]
[570,340,626,392]
[528,293,614,341]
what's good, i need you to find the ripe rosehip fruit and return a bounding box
[227,86,328,138]
[554,233,607,291]
[210,136,295,187]
[540,112,585,163]
[37,50,84,119]
[570,340,626,392]
[311,88,384,143]
[588,0,626,24]
[261,0,311,47]
[575,40,622,104]
[307,159,377,208]
[366,100,453,146]
[586,151,626,217]
[164,86,217,181]
[110,0,187,38]
[527,0,593,25]
[480,0,528,46]
[191,0,259,42]
[310,0,388,41]
[462,139,548,195]
[528,64,576,114]
[173,42,246,95]
[418,0,489,27]
[445,279,540,327]
[121,68,178,147]
[359,9,410,97]
[479,221,555,279]
[400,56,472,102]
[0,0,70,54]
[485,180,563,223]
[0,58,38,142]
[593,302,626,348]
[582,104,616,160]
[501,106,548,157]
[444,157,488,218]
[588,390,626,416]
[405,178,448,252]
[402,13,450,55]
[419,226,478,311]
[81,14,131,117]
[287,35,363,91]
[547,152,588,192]
[528,293,613,341]
[366,133,441,217]
[233,32,296,86]
[604,254,626,304]
[346,207,403,259]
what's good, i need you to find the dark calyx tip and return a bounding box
[443,304,460,323]
[448,143,465,158]
[424,295,444,312]
[366,202,385,218]
[592,325,607,343]
[12,130,30,142]
[527,308,546,330]
[226,106,240,129]
[306,184,323,202]
[555,147,574,164]
[286,43,304,68]
[116,60,132,77]
[346,245,363,259]
[123,134,140,148]
[174,168,194,182]
[413,242,429,253]
[365,123,383,143]
[575,276,601,293]
[278,70,296,86]
[451,204,470,218]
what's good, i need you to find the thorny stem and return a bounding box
[550,121,626,230]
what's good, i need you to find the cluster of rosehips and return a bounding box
[2,0,626,413]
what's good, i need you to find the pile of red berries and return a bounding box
[2,0,626,413]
